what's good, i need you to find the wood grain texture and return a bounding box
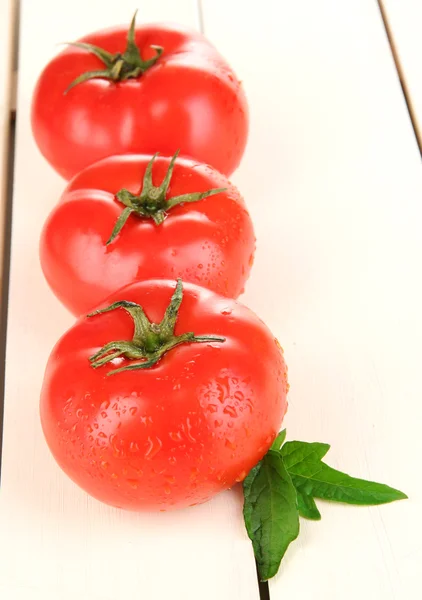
[0,0,15,277]
[381,0,422,149]
[201,0,422,598]
[0,2,259,599]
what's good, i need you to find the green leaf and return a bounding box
[290,459,408,505]
[281,440,330,469]
[281,440,407,506]
[243,450,300,581]
[271,429,286,451]
[296,489,321,520]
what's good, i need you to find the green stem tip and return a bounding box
[87,279,225,375]
[106,150,226,245]
[65,11,163,93]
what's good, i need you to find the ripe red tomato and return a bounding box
[31,16,248,180]
[40,152,255,316]
[40,279,288,511]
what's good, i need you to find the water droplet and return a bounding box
[207,403,218,413]
[165,475,176,485]
[98,431,107,439]
[198,263,203,269]
[221,307,232,316]
[274,338,284,353]
[130,441,140,452]
[168,456,177,465]
[111,473,118,479]
[100,400,110,410]
[127,479,138,489]
[225,438,236,450]
[129,406,138,416]
[214,419,223,428]
[75,408,83,418]
[235,470,247,482]
[100,411,107,419]
[145,436,162,460]
[234,391,244,401]
[170,431,183,442]
[223,405,237,418]
[100,461,109,470]
[164,484,172,495]
[190,468,199,481]
[183,418,196,442]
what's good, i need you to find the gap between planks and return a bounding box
[0,0,19,476]
[377,0,422,155]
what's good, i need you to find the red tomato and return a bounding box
[40,152,255,316]
[31,16,248,180]
[40,279,288,511]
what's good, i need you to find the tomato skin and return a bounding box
[40,280,288,511]
[40,154,255,316]
[31,22,248,179]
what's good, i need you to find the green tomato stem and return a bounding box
[64,11,163,93]
[87,279,225,375]
[106,150,226,244]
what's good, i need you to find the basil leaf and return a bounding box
[296,489,321,520]
[243,450,300,581]
[271,429,286,450]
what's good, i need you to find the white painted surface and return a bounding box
[0,0,14,270]
[382,0,422,147]
[0,2,259,599]
[2,0,422,599]
[201,0,422,598]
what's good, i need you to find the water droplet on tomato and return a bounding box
[274,338,284,353]
[129,441,140,452]
[223,405,237,418]
[129,406,138,416]
[221,307,232,315]
[127,479,138,489]
[144,436,162,460]
[207,404,218,413]
[225,438,236,450]
[235,470,247,482]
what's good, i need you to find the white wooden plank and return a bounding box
[202,0,422,598]
[0,0,15,273]
[0,2,259,599]
[381,0,422,148]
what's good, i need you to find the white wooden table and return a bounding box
[0,1,421,599]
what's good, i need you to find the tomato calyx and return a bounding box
[87,279,225,375]
[107,150,226,244]
[65,11,163,93]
